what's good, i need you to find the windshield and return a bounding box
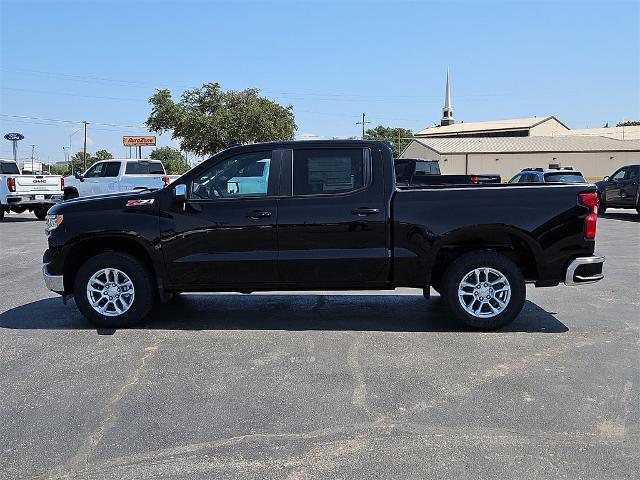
[0,162,20,174]
[544,172,586,183]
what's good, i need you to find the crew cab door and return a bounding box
[604,166,637,205]
[276,147,389,284]
[160,150,280,285]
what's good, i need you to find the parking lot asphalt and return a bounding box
[0,210,638,480]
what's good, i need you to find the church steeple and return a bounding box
[441,68,454,126]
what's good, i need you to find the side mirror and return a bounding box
[603,176,610,182]
[75,173,84,181]
[174,184,187,201]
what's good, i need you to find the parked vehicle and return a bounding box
[595,164,639,215]
[395,158,500,185]
[43,140,604,330]
[63,159,174,199]
[509,166,586,184]
[1,160,63,221]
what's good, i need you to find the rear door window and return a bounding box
[293,148,367,195]
[0,162,20,174]
[125,162,165,175]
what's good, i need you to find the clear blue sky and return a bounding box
[1,0,638,165]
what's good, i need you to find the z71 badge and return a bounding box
[126,199,155,207]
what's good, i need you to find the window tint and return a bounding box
[125,162,165,175]
[0,162,20,174]
[627,167,639,179]
[612,168,627,181]
[103,162,121,178]
[544,172,586,183]
[84,163,105,178]
[190,151,271,199]
[508,174,522,183]
[414,161,439,175]
[293,148,365,195]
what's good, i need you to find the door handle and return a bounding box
[351,207,380,216]
[246,210,272,219]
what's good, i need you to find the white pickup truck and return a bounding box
[0,160,64,221]
[63,159,178,199]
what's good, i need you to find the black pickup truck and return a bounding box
[42,140,604,330]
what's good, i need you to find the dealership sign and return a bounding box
[4,132,24,141]
[123,135,156,146]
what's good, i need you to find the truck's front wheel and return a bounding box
[34,206,48,220]
[441,251,525,330]
[74,252,156,328]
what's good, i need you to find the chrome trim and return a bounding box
[42,263,64,293]
[565,256,605,286]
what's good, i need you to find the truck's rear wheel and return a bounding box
[440,251,525,330]
[73,252,156,327]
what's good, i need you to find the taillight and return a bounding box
[60,177,64,190]
[578,192,598,240]
[162,175,170,187]
[7,177,16,192]
[470,175,479,184]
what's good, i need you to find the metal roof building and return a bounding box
[400,136,640,182]
[415,116,571,138]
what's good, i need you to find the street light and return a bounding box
[69,128,81,174]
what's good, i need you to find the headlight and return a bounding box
[45,214,63,235]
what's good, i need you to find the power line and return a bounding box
[0,113,148,129]
[1,86,148,103]
[1,66,528,100]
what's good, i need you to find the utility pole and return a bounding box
[356,113,370,140]
[82,120,89,171]
[30,144,36,171]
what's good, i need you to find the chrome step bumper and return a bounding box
[42,263,64,293]
[564,256,605,286]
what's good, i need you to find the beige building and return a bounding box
[404,71,640,181]
[400,136,640,182]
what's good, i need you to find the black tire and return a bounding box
[598,203,607,215]
[73,252,156,327]
[65,191,79,200]
[440,251,526,330]
[34,206,48,220]
[0,207,5,221]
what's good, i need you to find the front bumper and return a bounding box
[564,255,605,286]
[43,263,64,293]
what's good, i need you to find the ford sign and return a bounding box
[4,132,25,141]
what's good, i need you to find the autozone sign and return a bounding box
[123,136,156,146]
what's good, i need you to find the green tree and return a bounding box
[49,164,69,176]
[93,149,113,160]
[70,152,93,174]
[150,146,190,175]
[365,125,413,157]
[146,82,297,155]
[616,121,640,127]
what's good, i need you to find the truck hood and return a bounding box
[48,189,159,215]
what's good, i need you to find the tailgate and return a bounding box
[14,175,62,194]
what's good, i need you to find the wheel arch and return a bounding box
[427,225,542,287]
[63,235,161,293]
[63,186,79,199]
